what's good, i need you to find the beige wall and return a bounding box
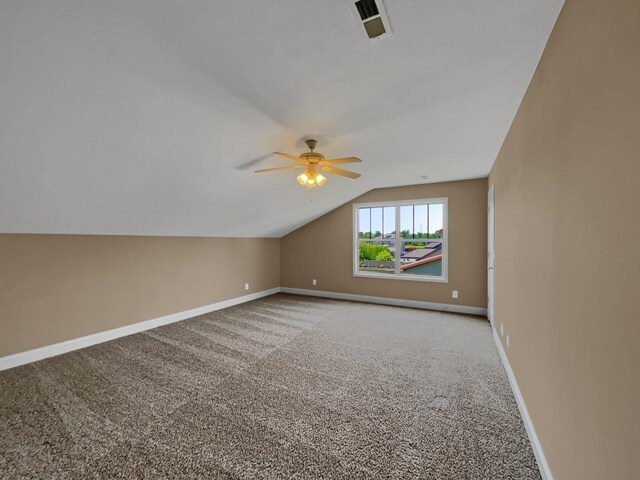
[489,1,640,478]
[281,178,488,308]
[1,178,486,359]
[0,235,280,356]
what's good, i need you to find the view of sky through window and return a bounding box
[358,203,443,236]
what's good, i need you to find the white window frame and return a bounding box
[352,197,448,283]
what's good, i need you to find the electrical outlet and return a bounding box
[244,283,249,291]
[506,335,510,349]
[312,279,317,286]
[501,323,504,336]
[452,290,458,299]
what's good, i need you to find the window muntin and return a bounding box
[358,206,395,239]
[354,198,447,282]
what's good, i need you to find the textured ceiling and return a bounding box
[0,0,564,237]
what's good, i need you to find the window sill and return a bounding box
[353,272,448,283]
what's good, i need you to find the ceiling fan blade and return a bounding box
[255,165,305,173]
[321,166,361,179]
[273,152,301,162]
[318,157,362,165]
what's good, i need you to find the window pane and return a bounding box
[358,241,395,275]
[414,204,427,239]
[399,240,443,277]
[360,206,396,239]
[401,204,431,238]
[383,206,395,237]
[358,208,371,238]
[370,207,383,238]
[428,203,444,238]
[400,205,413,238]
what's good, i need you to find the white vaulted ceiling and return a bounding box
[0,0,563,237]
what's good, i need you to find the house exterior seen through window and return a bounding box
[353,198,448,282]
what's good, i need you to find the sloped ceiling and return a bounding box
[0,0,563,237]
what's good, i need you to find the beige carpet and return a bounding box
[0,294,540,479]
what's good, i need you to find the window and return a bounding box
[353,198,448,282]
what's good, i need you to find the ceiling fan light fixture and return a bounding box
[296,169,327,189]
[297,171,309,185]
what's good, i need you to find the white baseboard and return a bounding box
[0,287,281,372]
[1,287,485,371]
[280,287,487,316]
[493,328,553,480]
[2,286,547,478]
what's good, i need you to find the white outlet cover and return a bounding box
[244,283,249,290]
[452,290,458,299]
[312,279,317,286]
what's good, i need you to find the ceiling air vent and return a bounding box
[355,0,379,20]
[348,0,393,40]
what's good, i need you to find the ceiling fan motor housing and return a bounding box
[300,151,325,163]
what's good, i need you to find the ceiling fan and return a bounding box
[255,139,361,189]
